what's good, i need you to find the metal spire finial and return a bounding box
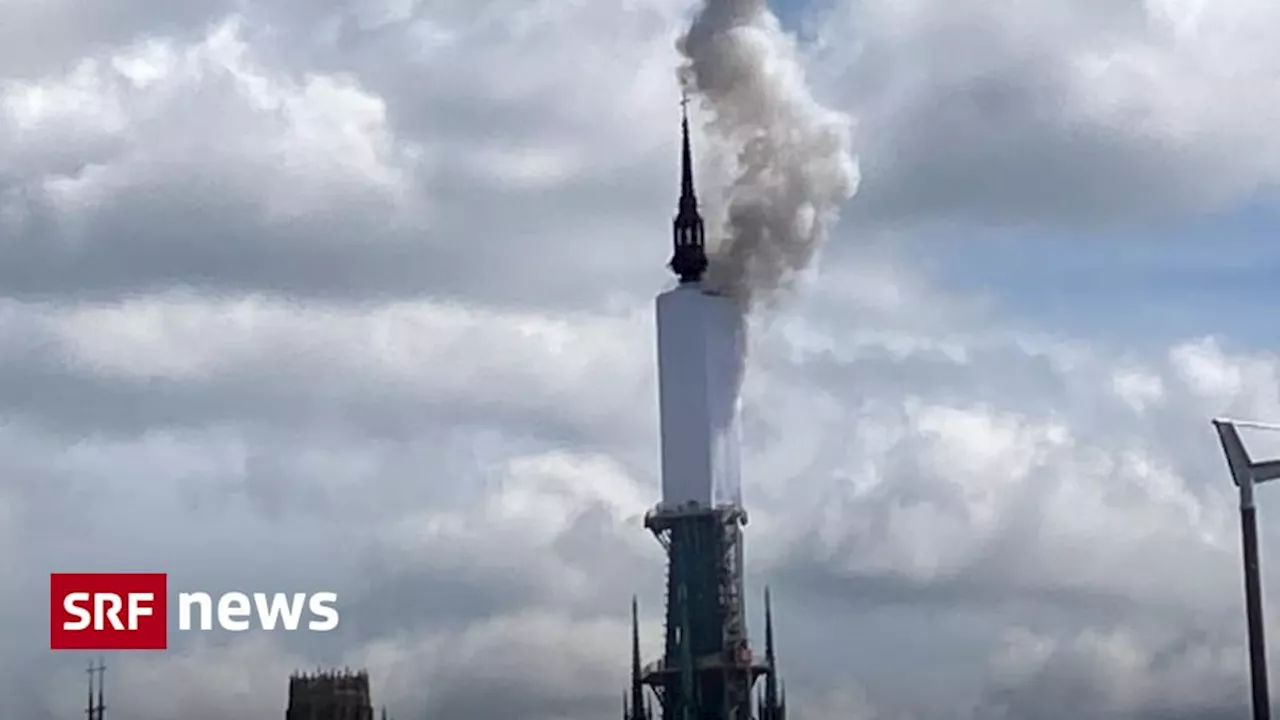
[669,90,708,284]
[679,92,697,212]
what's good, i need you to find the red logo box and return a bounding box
[50,573,168,650]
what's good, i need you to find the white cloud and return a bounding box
[7,0,1280,718]
[817,0,1280,226]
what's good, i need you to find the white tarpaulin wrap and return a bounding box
[656,285,744,509]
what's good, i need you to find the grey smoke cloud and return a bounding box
[678,0,860,310]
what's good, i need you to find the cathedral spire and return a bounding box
[669,91,708,284]
[680,94,698,215]
[765,587,776,666]
[762,589,784,720]
[626,597,650,720]
[631,597,646,719]
[96,659,105,720]
[86,660,94,720]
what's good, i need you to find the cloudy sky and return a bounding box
[9,0,1280,718]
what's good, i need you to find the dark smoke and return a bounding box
[678,0,859,311]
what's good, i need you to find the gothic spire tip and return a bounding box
[669,89,707,283]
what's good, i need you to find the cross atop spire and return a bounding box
[669,91,708,284]
[678,91,698,217]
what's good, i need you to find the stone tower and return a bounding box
[286,669,375,720]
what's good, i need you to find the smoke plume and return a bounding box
[678,0,859,310]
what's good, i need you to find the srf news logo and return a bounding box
[50,573,340,650]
